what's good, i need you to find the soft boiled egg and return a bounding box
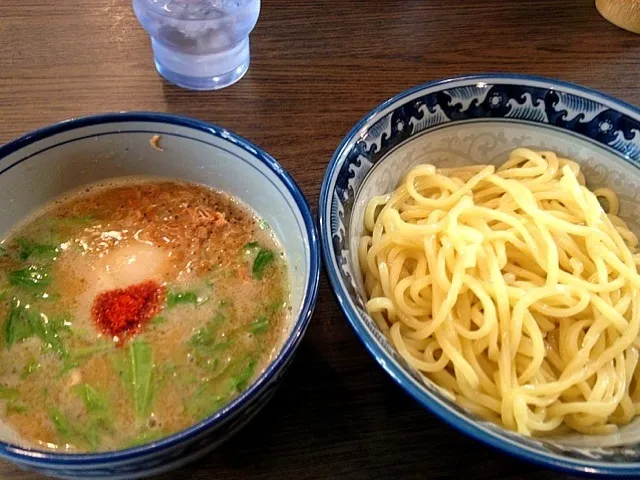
[63,241,173,335]
[95,243,172,290]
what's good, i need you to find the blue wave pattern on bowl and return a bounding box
[0,113,320,480]
[322,75,640,476]
[333,82,640,232]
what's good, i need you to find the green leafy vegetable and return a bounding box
[8,265,50,288]
[49,408,74,439]
[166,291,198,309]
[60,342,115,377]
[185,358,257,420]
[252,249,275,279]
[0,385,19,400]
[266,298,284,314]
[230,357,257,392]
[6,401,27,415]
[5,299,39,348]
[118,341,154,424]
[34,314,71,357]
[189,313,224,349]
[242,241,260,250]
[152,315,167,326]
[49,404,105,451]
[186,386,227,421]
[83,423,100,451]
[160,362,200,388]
[21,357,40,379]
[73,384,108,416]
[249,315,269,334]
[59,358,80,378]
[72,384,113,429]
[189,313,232,372]
[5,299,71,354]
[196,355,220,372]
[16,238,58,262]
[71,342,115,359]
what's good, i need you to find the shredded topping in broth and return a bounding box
[0,179,290,452]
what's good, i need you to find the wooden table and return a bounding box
[0,0,639,478]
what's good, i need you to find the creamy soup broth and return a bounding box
[0,179,289,452]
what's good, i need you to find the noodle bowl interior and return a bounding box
[359,148,640,437]
[0,179,289,452]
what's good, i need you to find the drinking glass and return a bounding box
[133,0,261,90]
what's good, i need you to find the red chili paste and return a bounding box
[92,281,165,340]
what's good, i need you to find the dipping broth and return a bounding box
[0,179,290,452]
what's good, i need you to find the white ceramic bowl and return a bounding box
[0,112,320,479]
[319,74,640,477]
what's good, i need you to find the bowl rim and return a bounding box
[318,73,640,477]
[0,111,320,464]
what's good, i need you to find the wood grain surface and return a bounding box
[0,0,639,478]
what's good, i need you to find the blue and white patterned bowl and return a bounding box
[0,112,320,479]
[319,74,640,477]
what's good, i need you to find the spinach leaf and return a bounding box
[5,299,71,355]
[16,238,58,262]
[230,357,257,392]
[59,358,80,377]
[119,341,154,424]
[166,291,198,309]
[186,386,227,421]
[72,384,113,429]
[83,423,100,451]
[35,314,71,357]
[49,405,104,451]
[266,298,284,314]
[252,249,275,279]
[49,408,74,439]
[4,298,70,357]
[5,299,39,348]
[249,315,269,334]
[8,265,50,288]
[73,384,108,416]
